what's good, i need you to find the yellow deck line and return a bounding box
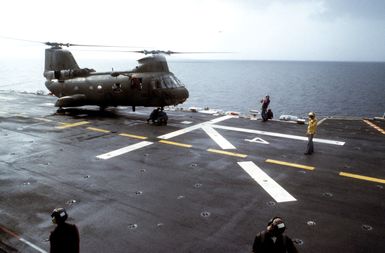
[207,148,247,158]
[56,121,90,129]
[119,133,148,140]
[34,117,53,122]
[363,120,385,134]
[159,140,192,148]
[339,172,385,184]
[86,127,111,133]
[265,159,315,171]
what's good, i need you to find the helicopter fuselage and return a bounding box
[45,71,189,108]
[43,47,189,109]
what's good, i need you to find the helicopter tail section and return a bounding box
[44,48,80,72]
[44,48,94,81]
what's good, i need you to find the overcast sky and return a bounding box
[0,0,385,61]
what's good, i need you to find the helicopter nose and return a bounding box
[161,87,189,105]
[180,87,189,101]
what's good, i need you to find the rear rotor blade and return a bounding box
[0,35,144,48]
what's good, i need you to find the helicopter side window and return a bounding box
[131,77,142,90]
[155,80,161,89]
[150,80,156,90]
[112,83,122,93]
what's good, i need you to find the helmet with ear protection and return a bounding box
[267,216,282,226]
[268,216,286,235]
[51,208,68,224]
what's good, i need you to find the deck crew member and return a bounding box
[260,95,270,121]
[305,112,317,155]
[252,217,298,253]
[49,208,80,253]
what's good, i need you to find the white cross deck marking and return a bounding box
[238,161,297,203]
[96,114,344,160]
[157,115,236,140]
[213,124,345,146]
[96,141,153,160]
[201,125,236,150]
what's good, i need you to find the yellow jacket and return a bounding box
[307,118,317,135]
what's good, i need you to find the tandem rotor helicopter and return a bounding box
[1,36,215,125]
[43,41,190,125]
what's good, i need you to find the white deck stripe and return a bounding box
[157,124,202,140]
[201,125,236,150]
[238,161,296,203]
[317,118,328,126]
[96,141,153,160]
[213,124,345,146]
[157,115,235,140]
[207,115,236,124]
[19,238,47,253]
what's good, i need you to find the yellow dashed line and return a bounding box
[340,172,385,184]
[34,117,53,122]
[86,127,111,133]
[265,159,315,171]
[159,140,192,148]
[56,121,90,129]
[119,133,148,140]
[207,148,247,158]
[363,120,385,134]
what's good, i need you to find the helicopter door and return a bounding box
[130,77,142,91]
[130,76,150,102]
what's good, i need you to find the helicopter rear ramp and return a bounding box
[0,91,384,252]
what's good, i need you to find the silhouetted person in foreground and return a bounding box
[252,217,298,253]
[50,208,79,253]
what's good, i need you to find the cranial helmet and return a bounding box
[51,208,68,224]
[268,216,286,235]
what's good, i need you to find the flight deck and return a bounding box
[0,91,384,252]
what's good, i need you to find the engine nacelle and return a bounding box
[44,68,94,81]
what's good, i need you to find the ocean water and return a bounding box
[1,56,384,118]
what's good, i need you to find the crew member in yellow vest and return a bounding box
[305,112,317,155]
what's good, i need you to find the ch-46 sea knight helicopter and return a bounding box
[43,41,190,124]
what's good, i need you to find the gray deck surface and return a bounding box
[0,91,384,252]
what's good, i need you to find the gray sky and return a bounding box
[1,0,385,61]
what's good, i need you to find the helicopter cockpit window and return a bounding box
[169,76,182,87]
[160,79,166,88]
[163,77,170,88]
[163,76,177,88]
